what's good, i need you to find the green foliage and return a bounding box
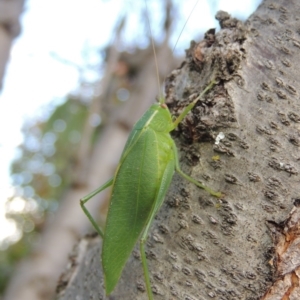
[11,98,91,202]
[1,95,100,294]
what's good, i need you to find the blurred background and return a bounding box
[0,0,261,299]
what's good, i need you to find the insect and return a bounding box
[80,2,221,300]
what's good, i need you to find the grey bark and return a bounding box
[0,0,24,90]
[56,0,300,300]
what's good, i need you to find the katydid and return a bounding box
[80,83,221,299]
[80,3,221,300]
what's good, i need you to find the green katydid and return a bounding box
[80,2,222,300]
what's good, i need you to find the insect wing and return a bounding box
[103,127,164,294]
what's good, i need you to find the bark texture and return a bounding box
[57,0,300,299]
[0,0,24,90]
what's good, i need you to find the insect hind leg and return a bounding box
[139,159,175,300]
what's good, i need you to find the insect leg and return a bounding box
[140,160,175,300]
[80,177,114,238]
[172,140,222,198]
[171,81,216,129]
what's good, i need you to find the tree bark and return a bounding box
[56,0,300,299]
[0,0,24,90]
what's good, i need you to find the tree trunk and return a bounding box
[0,0,24,90]
[56,0,300,299]
[3,4,179,300]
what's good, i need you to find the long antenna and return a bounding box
[172,0,200,53]
[144,0,199,104]
[144,0,163,102]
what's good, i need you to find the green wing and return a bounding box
[102,127,174,294]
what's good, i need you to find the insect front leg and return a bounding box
[171,80,216,129]
[80,177,114,238]
[172,140,222,198]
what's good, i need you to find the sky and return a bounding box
[0,0,261,246]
